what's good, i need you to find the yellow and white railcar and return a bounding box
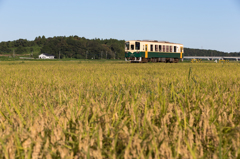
[125,40,184,63]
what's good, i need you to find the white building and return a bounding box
[39,53,55,59]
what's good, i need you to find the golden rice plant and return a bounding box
[0,61,240,158]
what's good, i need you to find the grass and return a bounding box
[0,61,240,158]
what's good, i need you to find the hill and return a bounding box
[0,36,125,59]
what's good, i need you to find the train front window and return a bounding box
[131,44,134,50]
[125,42,129,50]
[135,42,140,50]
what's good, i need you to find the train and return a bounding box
[125,40,184,63]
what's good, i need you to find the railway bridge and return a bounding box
[183,56,240,61]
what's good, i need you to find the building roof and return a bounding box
[40,53,54,56]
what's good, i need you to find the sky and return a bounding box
[0,0,240,52]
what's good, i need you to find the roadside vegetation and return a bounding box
[0,61,240,158]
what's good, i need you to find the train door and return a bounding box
[145,44,148,58]
[180,47,183,59]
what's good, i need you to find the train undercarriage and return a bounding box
[125,57,179,63]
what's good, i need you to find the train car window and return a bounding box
[131,44,134,50]
[174,46,177,52]
[170,46,172,52]
[159,45,162,52]
[143,45,144,50]
[166,46,169,52]
[163,45,165,52]
[125,42,129,50]
[135,42,140,50]
[150,45,153,51]
[155,45,158,51]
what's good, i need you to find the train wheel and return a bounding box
[142,58,148,63]
[145,58,149,63]
[174,58,179,63]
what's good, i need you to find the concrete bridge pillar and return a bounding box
[236,58,238,61]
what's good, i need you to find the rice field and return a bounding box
[0,61,240,158]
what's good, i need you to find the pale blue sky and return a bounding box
[0,0,240,52]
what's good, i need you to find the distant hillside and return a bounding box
[0,36,239,58]
[0,36,125,59]
[184,48,240,56]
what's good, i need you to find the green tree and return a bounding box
[15,46,27,54]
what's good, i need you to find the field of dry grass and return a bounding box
[0,61,240,158]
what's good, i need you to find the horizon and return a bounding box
[0,0,240,53]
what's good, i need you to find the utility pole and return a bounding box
[13,49,15,58]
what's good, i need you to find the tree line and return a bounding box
[184,48,240,56]
[0,36,239,58]
[0,36,125,59]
